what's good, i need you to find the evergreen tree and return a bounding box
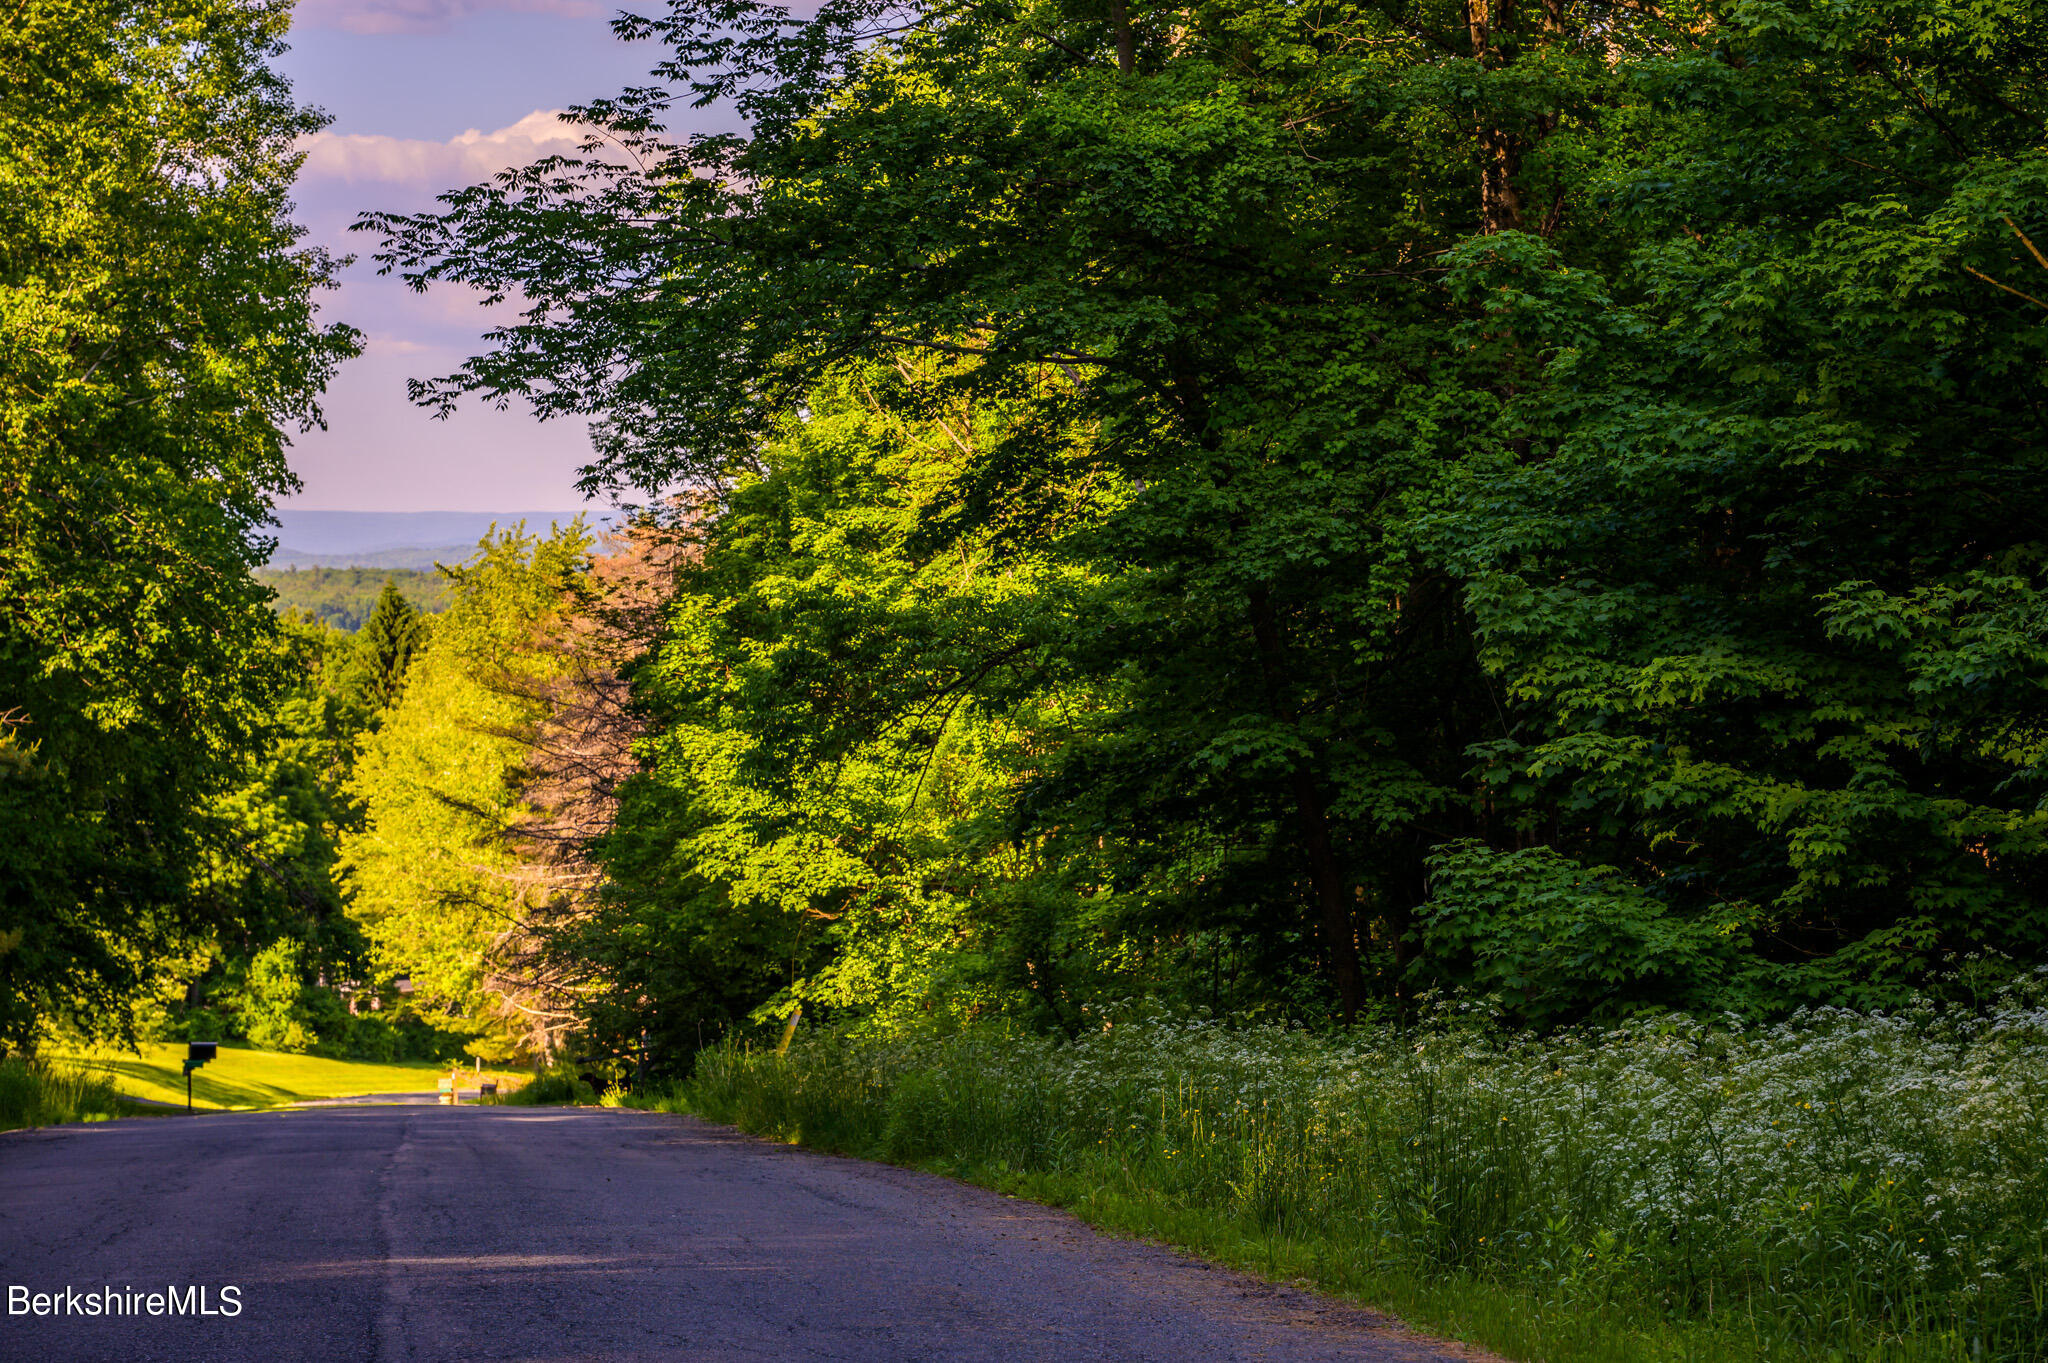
[341,526,594,1061]
[352,582,424,710]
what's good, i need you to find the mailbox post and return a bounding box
[183,1041,217,1115]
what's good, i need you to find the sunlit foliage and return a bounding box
[1,0,357,1048]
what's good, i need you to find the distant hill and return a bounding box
[259,509,592,568]
[267,544,482,572]
[257,567,451,631]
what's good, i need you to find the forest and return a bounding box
[256,567,450,631]
[347,0,2048,1049]
[5,0,2048,1356]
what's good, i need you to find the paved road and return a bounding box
[1,1107,1479,1362]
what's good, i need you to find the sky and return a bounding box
[274,0,700,512]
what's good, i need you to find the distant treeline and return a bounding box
[257,567,450,631]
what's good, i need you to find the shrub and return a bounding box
[503,1066,595,1106]
[239,940,315,1051]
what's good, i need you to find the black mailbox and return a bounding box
[181,1041,218,1114]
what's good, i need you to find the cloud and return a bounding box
[294,0,599,36]
[298,110,590,188]
[362,333,435,356]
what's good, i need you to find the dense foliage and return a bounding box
[1,0,358,1049]
[339,523,608,1062]
[1,0,482,1058]
[366,0,2048,1047]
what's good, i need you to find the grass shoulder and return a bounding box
[42,1042,524,1113]
[0,1058,175,1133]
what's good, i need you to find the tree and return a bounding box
[484,521,687,1063]
[0,0,358,1049]
[166,615,376,1052]
[367,0,1638,1022]
[1430,0,2048,1009]
[366,0,2048,1032]
[350,580,426,711]
[340,525,595,1060]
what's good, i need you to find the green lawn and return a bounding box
[54,1043,524,1110]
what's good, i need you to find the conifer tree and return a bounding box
[352,582,424,710]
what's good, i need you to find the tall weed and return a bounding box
[0,1056,131,1131]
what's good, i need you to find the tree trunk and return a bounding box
[1292,766,1364,1023]
[1109,0,1135,74]
[1478,126,1526,233]
[1468,0,1527,234]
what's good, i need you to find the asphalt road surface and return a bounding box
[1,1106,1482,1363]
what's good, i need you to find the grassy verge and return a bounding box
[50,1042,524,1110]
[0,1057,166,1131]
[917,1161,1800,1363]
[641,997,2048,1363]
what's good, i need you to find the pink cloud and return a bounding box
[294,0,599,35]
[297,110,592,187]
[362,333,435,356]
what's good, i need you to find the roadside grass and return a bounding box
[925,1163,1813,1363]
[49,1042,524,1111]
[644,993,2048,1363]
[0,1057,159,1132]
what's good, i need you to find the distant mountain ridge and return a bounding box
[260,510,591,569]
[266,544,485,571]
